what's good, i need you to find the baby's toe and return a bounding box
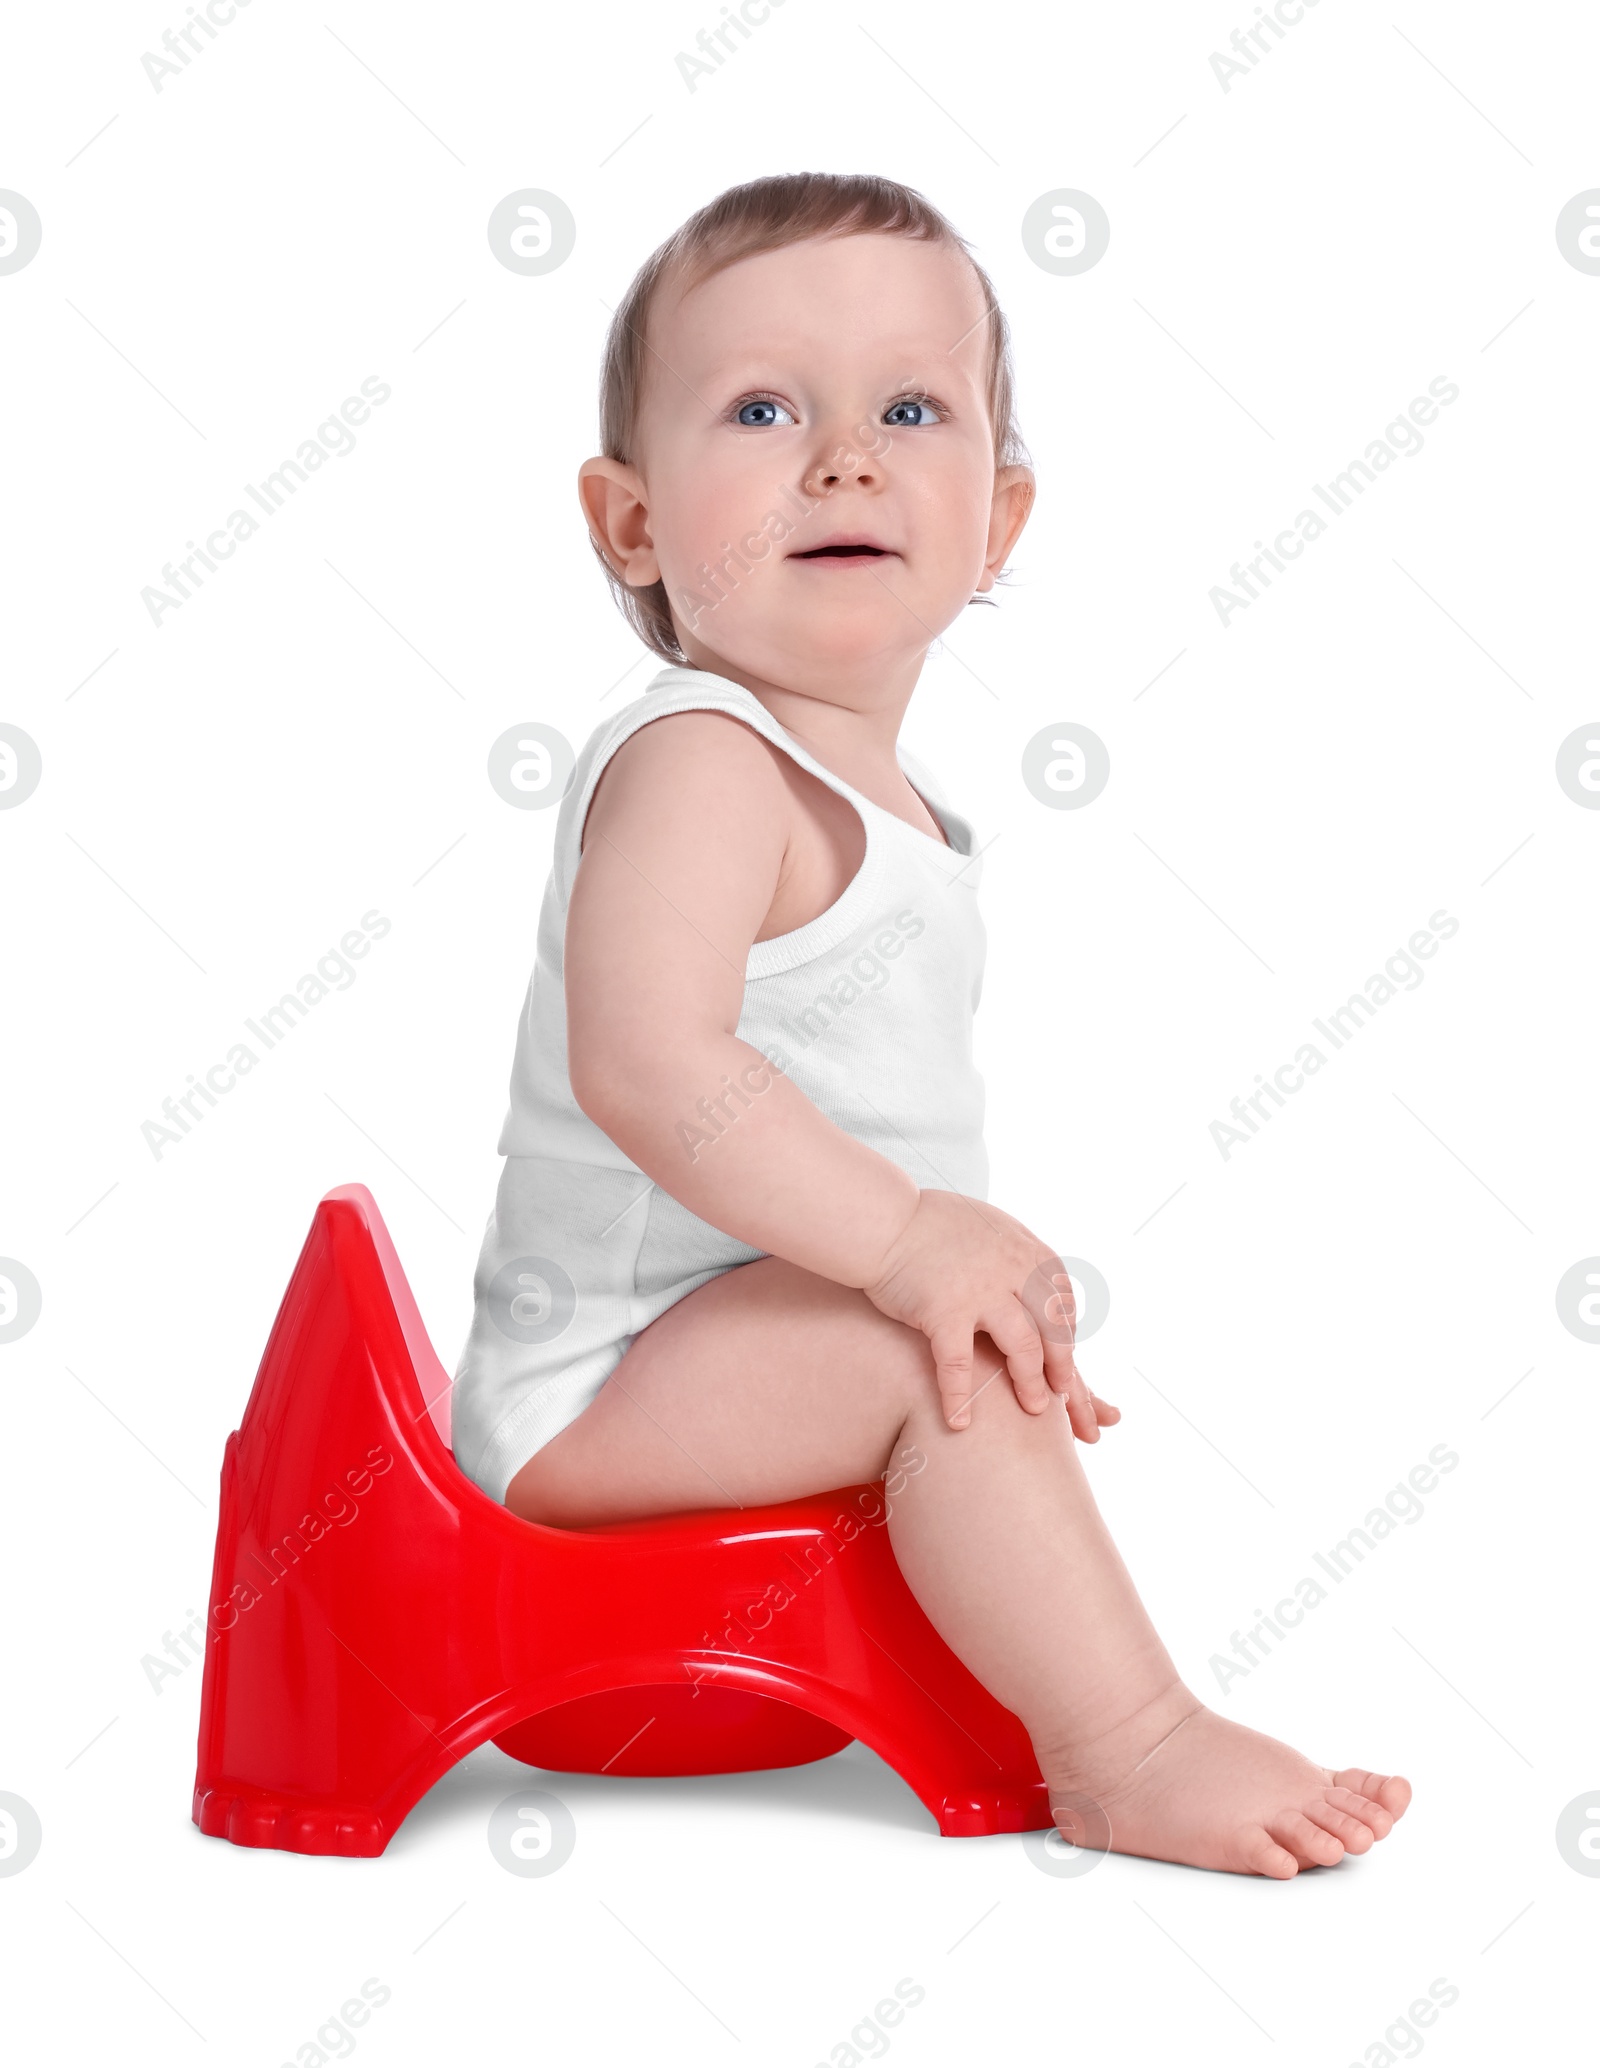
[1325,1785,1393,1840]
[1330,1768,1411,1821]
[1238,1826,1300,1879]
[1306,1797,1375,1853]
[1271,1809,1345,1869]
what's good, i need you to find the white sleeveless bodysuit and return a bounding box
[450,665,989,1504]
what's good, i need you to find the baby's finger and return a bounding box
[1046,1268,1077,1341]
[1039,1326,1077,1398]
[1022,1265,1099,1435]
[1091,1392,1121,1428]
[984,1302,1050,1415]
[928,1321,978,1430]
[1025,1268,1078,1396]
[1063,1361,1100,1443]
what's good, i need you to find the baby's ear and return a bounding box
[578,457,658,587]
[983,457,1045,579]
[970,559,1015,603]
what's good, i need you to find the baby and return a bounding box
[452,171,1411,1877]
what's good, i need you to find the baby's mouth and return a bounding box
[790,537,896,561]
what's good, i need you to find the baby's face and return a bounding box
[587,232,1033,701]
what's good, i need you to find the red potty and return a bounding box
[191,1185,1052,1855]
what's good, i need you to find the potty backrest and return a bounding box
[320,1183,453,1452]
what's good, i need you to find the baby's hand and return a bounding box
[861,1190,1117,1441]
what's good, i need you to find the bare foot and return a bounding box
[1047,1690,1412,1879]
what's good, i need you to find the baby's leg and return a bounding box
[507,1257,1409,1877]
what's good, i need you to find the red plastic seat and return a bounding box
[191,1184,1051,1854]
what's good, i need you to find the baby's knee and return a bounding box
[857,1304,948,1459]
[918,1329,1066,1446]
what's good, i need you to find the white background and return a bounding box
[3,0,1597,2061]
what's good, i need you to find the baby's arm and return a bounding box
[565,710,1104,1438]
[566,711,917,1284]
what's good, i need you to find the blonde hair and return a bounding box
[591,171,1028,664]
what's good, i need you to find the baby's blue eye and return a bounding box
[734,398,794,427]
[884,396,941,427]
